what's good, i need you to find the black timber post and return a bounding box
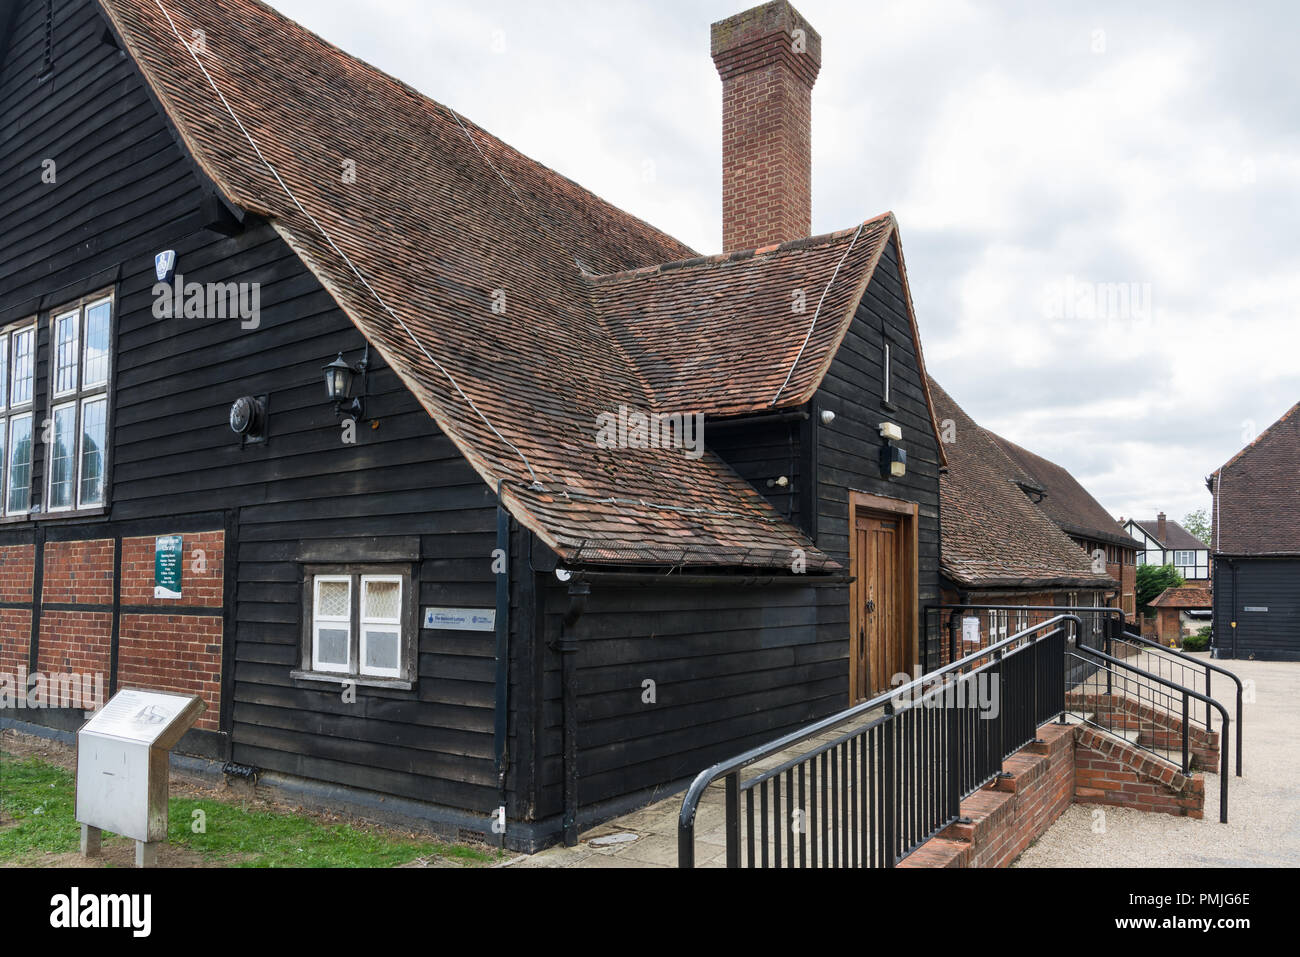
[27,527,45,673]
[108,536,122,695]
[493,484,511,845]
[559,581,590,846]
[220,509,239,760]
[799,397,820,542]
[511,528,539,824]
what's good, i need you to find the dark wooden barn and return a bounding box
[0,0,951,849]
[1208,401,1300,661]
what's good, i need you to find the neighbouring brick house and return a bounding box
[1147,585,1212,647]
[1208,401,1300,660]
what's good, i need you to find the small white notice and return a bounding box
[962,617,981,644]
[1244,607,1269,613]
[423,607,496,632]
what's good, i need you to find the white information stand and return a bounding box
[75,689,206,867]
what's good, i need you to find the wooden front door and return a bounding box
[850,494,917,702]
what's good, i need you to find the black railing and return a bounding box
[678,615,1077,868]
[1111,630,1243,776]
[1068,644,1230,823]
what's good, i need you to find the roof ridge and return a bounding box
[1212,399,1300,477]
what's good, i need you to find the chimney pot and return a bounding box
[712,1,821,253]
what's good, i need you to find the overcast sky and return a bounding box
[268,0,1298,530]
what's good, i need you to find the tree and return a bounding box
[1182,508,1211,546]
[1137,564,1185,616]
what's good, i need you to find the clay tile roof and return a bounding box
[96,0,924,570]
[588,217,896,416]
[1211,400,1300,556]
[1148,586,1212,609]
[988,435,1140,549]
[1127,519,1208,552]
[928,379,1116,590]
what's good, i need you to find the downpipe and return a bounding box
[492,482,511,847]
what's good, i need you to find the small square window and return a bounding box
[300,566,415,686]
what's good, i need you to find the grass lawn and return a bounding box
[0,753,497,868]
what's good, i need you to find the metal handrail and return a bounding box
[1114,630,1243,776]
[677,614,1082,867]
[1074,644,1230,823]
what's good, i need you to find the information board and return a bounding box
[154,535,183,599]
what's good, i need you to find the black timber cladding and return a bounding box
[1,0,502,816]
[1212,557,1300,661]
[3,0,948,847]
[524,235,943,826]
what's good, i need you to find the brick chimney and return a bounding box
[1157,511,1167,542]
[712,1,821,253]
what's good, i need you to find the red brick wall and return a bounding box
[0,545,34,676]
[120,531,225,607]
[42,539,114,605]
[36,610,112,680]
[1074,726,1205,818]
[902,721,1076,869]
[4,530,225,735]
[0,608,30,677]
[117,614,222,732]
[0,543,34,602]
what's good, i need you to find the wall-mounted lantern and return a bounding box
[323,348,368,420]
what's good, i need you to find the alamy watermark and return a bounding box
[595,405,705,460]
[0,668,104,711]
[153,274,261,329]
[1042,275,1153,326]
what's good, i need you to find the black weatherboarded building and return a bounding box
[0,0,951,849]
[1209,402,1300,661]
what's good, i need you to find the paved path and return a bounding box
[503,708,887,868]
[1016,655,1300,868]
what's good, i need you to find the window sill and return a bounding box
[0,505,111,525]
[35,506,109,522]
[290,669,414,691]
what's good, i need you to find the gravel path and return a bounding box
[1015,656,1300,867]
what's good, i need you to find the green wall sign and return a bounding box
[154,535,183,600]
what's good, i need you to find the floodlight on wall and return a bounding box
[880,441,907,480]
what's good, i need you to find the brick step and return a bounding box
[1073,726,1205,818]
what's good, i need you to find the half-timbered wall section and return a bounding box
[1,0,501,808]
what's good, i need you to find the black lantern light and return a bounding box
[323,348,368,420]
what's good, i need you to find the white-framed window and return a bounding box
[987,608,1009,643]
[45,294,112,512]
[301,566,415,684]
[311,575,353,673]
[0,321,36,517]
[1174,550,1193,566]
[360,575,403,678]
